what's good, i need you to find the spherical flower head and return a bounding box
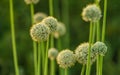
[54,22,66,38]
[48,48,58,60]
[34,12,47,24]
[30,22,50,42]
[75,43,96,65]
[24,0,39,5]
[92,41,107,56]
[82,4,101,22]
[43,16,58,33]
[57,49,76,68]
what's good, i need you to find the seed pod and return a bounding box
[30,22,50,42]
[75,43,96,65]
[43,16,57,33]
[82,4,101,22]
[48,48,58,60]
[57,49,76,68]
[92,41,107,56]
[34,12,47,23]
[54,22,66,38]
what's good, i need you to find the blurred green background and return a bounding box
[0,0,120,75]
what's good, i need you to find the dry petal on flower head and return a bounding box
[54,22,66,39]
[75,42,96,65]
[34,12,47,23]
[48,48,58,60]
[92,41,107,56]
[82,4,101,22]
[43,16,57,33]
[30,22,50,42]
[57,49,76,68]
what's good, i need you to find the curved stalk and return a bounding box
[86,22,93,75]
[9,0,19,75]
[30,3,38,75]
[81,65,85,75]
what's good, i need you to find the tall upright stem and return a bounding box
[51,60,55,75]
[49,0,56,75]
[41,41,45,71]
[49,0,53,16]
[9,0,19,75]
[30,3,38,75]
[81,65,85,75]
[92,22,96,44]
[101,0,107,42]
[100,0,107,75]
[86,22,93,75]
[38,42,41,75]
[65,68,68,75]
[96,21,100,75]
[44,38,49,75]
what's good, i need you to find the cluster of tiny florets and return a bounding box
[34,12,47,23]
[24,0,39,4]
[92,41,107,56]
[75,43,96,64]
[43,16,57,33]
[57,49,76,68]
[48,48,58,60]
[82,4,101,22]
[30,22,50,42]
[54,22,66,38]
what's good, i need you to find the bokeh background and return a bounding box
[0,0,120,75]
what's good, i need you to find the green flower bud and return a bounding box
[43,16,57,33]
[82,4,101,22]
[30,22,50,42]
[75,43,96,64]
[92,41,107,56]
[57,49,76,68]
[48,48,58,60]
[34,12,47,24]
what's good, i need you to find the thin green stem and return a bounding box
[41,41,45,71]
[30,4,34,24]
[33,42,37,75]
[49,0,53,16]
[57,38,64,75]
[50,35,54,48]
[92,22,96,43]
[96,21,101,75]
[100,56,103,75]
[96,55,100,75]
[54,0,60,19]
[81,65,85,75]
[86,22,93,75]
[101,0,107,42]
[44,38,49,75]
[51,60,55,75]
[100,0,107,75]
[30,3,38,75]
[9,0,19,75]
[38,42,41,75]
[65,68,68,75]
